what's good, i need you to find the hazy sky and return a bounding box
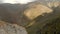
[1,0,36,4]
[1,0,60,4]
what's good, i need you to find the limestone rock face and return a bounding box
[24,4,53,20]
[0,21,28,34]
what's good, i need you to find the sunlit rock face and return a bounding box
[0,21,28,34]
[24,4,53,20]
[47,2,60,8]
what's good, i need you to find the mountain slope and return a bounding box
[25,2,60,34]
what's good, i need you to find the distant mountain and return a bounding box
[0,1,60,26]
[0,3,27,26]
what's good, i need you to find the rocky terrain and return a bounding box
[0,21,27,34]
[0,0,60,34]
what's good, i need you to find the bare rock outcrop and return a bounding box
[24,3,53,20]
[0,21,28,34]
